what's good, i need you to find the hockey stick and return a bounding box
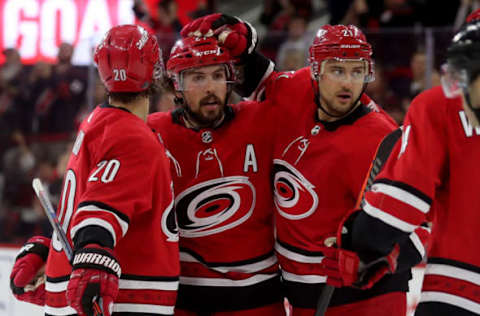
[314,128,403,316]
[32,178,104,316]
[314,285,335,316]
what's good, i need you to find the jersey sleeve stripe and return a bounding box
[179,273,278,287]
[281,271,327,284]
[363,200,417,232]
[119,279,179,291]
[371,182,430,213]
[113,303,174,315]
[45,305,77,315]
[78,200,130,223]
[70,218,118,246]
[77,203,129,237]
[374,178,432,204]
[420,292,480,314]
[425,263,480,285]
[45,280,68,293]
[180,251,277,274]
[274,241,324,263]
[409,230,426,259]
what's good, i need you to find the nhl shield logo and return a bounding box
[201,131,213,143]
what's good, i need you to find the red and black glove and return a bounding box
[320,210,400,289]
[66,244,120,316]
[10,236,50,306]
[321,243,400,289]
[180,13,257,61]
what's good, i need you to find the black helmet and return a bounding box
[446,20,480,83]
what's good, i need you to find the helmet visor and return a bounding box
[176,64,235,91]
[317,58,375,83]
[441,63,468,98]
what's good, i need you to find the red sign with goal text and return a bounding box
[0,0,135,65]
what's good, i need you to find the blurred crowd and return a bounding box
[0,0,475,243]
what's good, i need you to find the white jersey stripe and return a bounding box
[119,279,179,291]
[409,231,426,259]
[46,280,68,293]
[180,251,277,274]
[180,273,277,287]
[113,303,174,314]
[371,183,430,213]
[274,242,324,263]
[77,204,129,236]
[45,305,77,315]
[281,271,327,284]
[363,200,417,232]
[47,279,179,292]
[420,291,480,314]
[425,263,480,285]
[70,218,117,246]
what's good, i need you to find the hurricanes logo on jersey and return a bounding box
[273,159,319,220]
[161,182,179,242]
[175,176,255,237]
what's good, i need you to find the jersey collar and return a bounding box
[316,104,371,131]
[100,102,132,114]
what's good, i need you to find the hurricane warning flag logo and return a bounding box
[273,159,318,220]
[175,176,255,237]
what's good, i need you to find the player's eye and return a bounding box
[331,68,344,76]
[192,74,205,83]
[352,69,365,79]
[212,72,226,81]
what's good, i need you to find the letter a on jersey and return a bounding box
[243,144,258,173]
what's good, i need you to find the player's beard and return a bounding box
[185,93,226,128]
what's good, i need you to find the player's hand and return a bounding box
[66,244,120,316]
[10,236,50,306]
[180,13,257,61]
[321,244,400,289]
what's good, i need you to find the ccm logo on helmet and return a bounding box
[194,48,221,57]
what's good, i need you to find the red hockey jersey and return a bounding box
[356,86,480,314]
[268,67,403,307]
[147,101,282,312]
[45,104,179,316]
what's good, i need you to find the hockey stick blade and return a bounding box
[32,178,104,316]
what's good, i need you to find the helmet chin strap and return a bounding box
[312,77,368,120]
[462,87,480,124]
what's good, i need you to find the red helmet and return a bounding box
[167,36,235,90]
[309,24,374,82]
[94,24,163,93]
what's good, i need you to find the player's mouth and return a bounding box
[336,92,352,103]
[200,95,221,111]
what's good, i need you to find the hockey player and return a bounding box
[147,36,284,315]
[9,25,179,316]
[180,15,429,316]
[318,17,480,316]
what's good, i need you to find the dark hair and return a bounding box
[108,83,161,104]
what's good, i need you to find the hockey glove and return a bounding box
[10,236,50,306]
[180,13,258,62]
[66,244,120,316]
[322,244,400,289]
[321,210,400,289]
